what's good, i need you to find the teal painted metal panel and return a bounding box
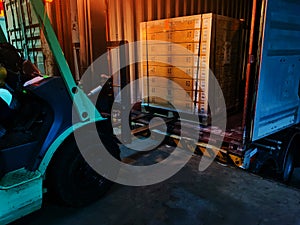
[252,0,300,141]
[0,22,7,43]
[0,18,7,42]
[0,89,12,105]
[0,168,42,224]
[38,119,101,174]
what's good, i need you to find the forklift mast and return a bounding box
[29,0,103,123]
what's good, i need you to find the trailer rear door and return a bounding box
[252,0,300,141]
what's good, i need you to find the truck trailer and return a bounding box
[136,0,300,184]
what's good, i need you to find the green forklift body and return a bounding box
[0,168,42,224]
[0,120,97,224]
[0,0,106,223]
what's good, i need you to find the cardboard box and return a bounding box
[147,32,171,41]
[169,30,201,43]
[142,44,172,56]
[141,13,242,115]
[146,76,173,88]
[143,42,209,58]
[141,15,202,34]
[146,55,199,67]
[144,19,172,34]
[142,65,169,77]
[169,15,202,31]
[147,86,194,101]
[171,78,193,91]
[142,65,203,80]
[177,43,200,55]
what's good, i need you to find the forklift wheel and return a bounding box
[47,134,120,207]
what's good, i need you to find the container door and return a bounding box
[252,0,300,141]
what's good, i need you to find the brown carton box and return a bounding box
[141,13,242,115]
[169,30,201,43]
[169,15,202,31]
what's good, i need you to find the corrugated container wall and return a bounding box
[50,0,107,79]
[106,0,253,100]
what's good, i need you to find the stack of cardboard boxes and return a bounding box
[140,13,242,116]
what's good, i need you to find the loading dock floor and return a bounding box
[11,145,300,225]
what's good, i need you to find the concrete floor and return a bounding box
[11,145,300,225]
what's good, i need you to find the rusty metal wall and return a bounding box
[107,0,253,42]
[77,0,107,74]
[45,1,73,76]
[45,0,107,77]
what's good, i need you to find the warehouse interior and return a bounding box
[0,0,300,224]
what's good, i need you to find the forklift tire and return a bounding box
[47,134,120,207]
[282,150,295,184]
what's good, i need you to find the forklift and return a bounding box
[0,0,120,223]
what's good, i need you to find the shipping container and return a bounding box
[106,0,300,182]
